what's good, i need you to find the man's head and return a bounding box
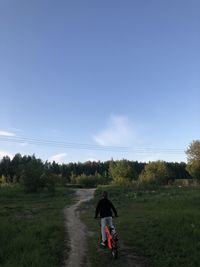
[102,191,108,198]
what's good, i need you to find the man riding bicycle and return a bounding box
[94,191,118,247]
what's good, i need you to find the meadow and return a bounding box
[82,185,200,267]
[1,183,200,267]
[0,186,73,267]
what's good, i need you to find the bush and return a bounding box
[75,174,108,188]
[173,179,192,187]
[186,161,200,181]
[0,175,7,186]
[109,159,137,185]
[186,140,200,180]
[138,161,171,186]
[40,173,56,192]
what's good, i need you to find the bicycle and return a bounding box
[105,224,119,259]
[97,218,119,259]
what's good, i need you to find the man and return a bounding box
[94,191,118,247]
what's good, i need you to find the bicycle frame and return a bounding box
[104,225,113,249]
[96,217,119,259]
[104,224,118,259]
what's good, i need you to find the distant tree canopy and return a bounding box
[186,140,200,162]
[0,152,192,191]
[109,159,144,185]
[139,161,171,185]
[186,140,200,180]
[20,156,44,192]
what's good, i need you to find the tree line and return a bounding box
[0,152,192,191]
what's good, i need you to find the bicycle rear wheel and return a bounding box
[111,240,118,259]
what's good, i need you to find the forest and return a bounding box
[0,153,191,191]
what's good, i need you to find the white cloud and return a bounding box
[0,151,14,159]
[49,153,67,163]
[93,115,137,146]
[0,130,16,137]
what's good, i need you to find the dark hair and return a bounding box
[102,191,108,198]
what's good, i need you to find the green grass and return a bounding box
[0,186,73,267]
[82,185,200,267]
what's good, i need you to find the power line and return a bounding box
[0,136,185,154]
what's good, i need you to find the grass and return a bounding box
[81,185,200,267]
[0,185,73,267]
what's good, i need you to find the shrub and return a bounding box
[186,140,200,180]
[186,161,200,181]
[75,174,108,188]
[173,179,194,187]
[109,159,137,185]
[40,173,56,192]
[138,161,171,186]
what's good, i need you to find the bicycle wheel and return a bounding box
[111,240,118,259]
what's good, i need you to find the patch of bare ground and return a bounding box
[63,188,95,267]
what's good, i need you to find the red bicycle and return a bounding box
[104,224,119,259]
[96,217,119,259]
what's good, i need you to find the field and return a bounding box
[81,185,200,267]
[1,184,200,267]
[0,186,73,267]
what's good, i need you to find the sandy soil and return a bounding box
[63,188,95,267]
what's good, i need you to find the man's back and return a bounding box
[95,198,117,218]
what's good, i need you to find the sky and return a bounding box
[0,0,199,163]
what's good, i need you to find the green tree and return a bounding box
[0,156,12,182]
[139,161,170,185]
[109,159,137,185]
[75,173,107,188]
[51,161,60,175]
[40,172,56,192]
[20,157,44,192]
[186,140,200,180]
[11,153,23,182]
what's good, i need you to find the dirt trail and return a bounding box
[63,188,95,267]
[63,189,150,267]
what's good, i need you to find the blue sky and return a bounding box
[0,0,199,163]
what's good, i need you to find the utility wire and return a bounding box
[0,136,185,154]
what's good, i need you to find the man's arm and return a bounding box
[110,201,118,217]
[95,200,100,218]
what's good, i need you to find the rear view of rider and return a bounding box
[94,191,118,247]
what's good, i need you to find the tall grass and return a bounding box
[0,186,73,267]
[82,185,200,267]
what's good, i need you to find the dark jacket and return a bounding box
[95,198,118,218]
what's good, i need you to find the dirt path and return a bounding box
[63,188,150,267]
[63,188,95,267]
